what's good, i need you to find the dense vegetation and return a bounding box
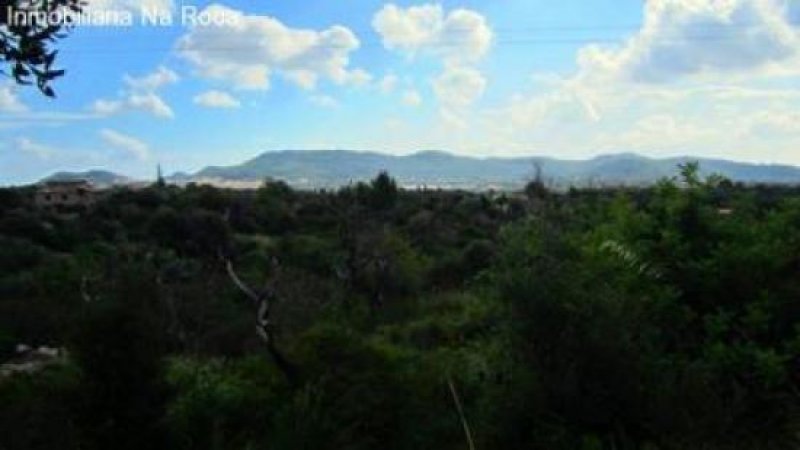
[1,167,799,449]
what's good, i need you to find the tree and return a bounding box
[70,267,171,450]
[525,161,549,200]
[255,180,296,233]
[369,171,399,210]
[0,0,82,96]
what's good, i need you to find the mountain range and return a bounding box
[43,150,800,190]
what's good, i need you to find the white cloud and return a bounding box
[252,1,800,165]
[431,66,487,133]
[465,71,800,164]
[402,89,422,107]
[439,108,469,131]
[0,112,98,133]
[91,93,174,119]
[372,3,493,64]
[345,69,373,87]
[578,0,800,84]
[124,66,179,91]
[746,109,800,136]
[91,66,177,119]
[310,94,339,108]
[373,4,442,54]
[127,94,174,118]
[703,84,800,101]
[373,4,492,113]
[99,129,151,161]
[91,99,123,116]
[177,4,367,91]
[437,0,800,164]
[379,74,399,94]
[594,114,720,151]
[15,137,55,160]
[193,90,241,109]
[0,85,27,113]
[432,65,486,107]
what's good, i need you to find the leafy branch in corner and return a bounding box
[0,0,84,97]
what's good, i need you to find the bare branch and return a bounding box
[226,259,261,304]
[224,258,298,386]
[80,275,93,303]
[448,376,477,450]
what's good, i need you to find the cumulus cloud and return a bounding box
[193,90,241,109]
[99,129,151,161]
[91,66,177,119]
[472,77,800,163]
[123,94,173,118]
[465,0,800,162]
[91,93,174,119]
[358,1,800,164]
[373,4,492,114]
[177,4,368,91]
[124,66,179,91]
[433,65,486,107]
[0,85,27,113]
[578,0,800,84]
[372,3,493,64]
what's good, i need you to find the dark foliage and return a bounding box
[1,170,799,449]
[0,0,81,96]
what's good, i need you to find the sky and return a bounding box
[1,0,800,184]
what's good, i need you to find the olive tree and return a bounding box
[0,0,82,96]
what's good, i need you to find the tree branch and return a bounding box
[225,258,298,387]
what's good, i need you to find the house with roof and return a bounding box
[35,180,98,211]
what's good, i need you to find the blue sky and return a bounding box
[1,0,800,184]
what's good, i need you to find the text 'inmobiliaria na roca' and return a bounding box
[4,5,240,27]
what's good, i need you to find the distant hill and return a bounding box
[41,170,132,188]
[183,150,800,189]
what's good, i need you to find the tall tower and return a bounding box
[156,163,165,187]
